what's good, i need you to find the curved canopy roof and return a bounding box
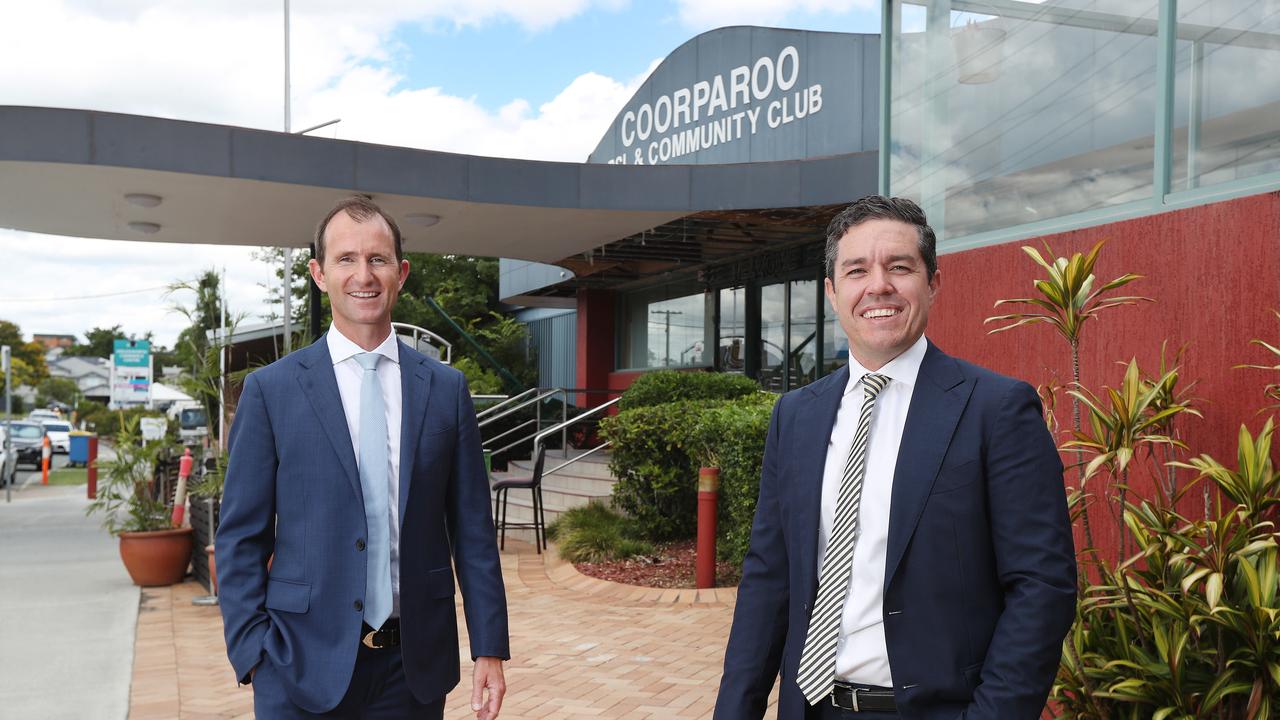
[0,106,875,265]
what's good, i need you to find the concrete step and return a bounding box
[507,448,617,481]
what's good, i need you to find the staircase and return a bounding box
[488,447,618,545]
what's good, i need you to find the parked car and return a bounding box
[27,409,60,422]
[0,426,18,486]
[41,420,72,454]
[6,421,47,468]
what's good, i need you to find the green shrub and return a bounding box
[601,400,705,540]
[549,503,654,563]
[619,370,759,410]
[688,392,778,566]
[81,405,168,438]
[602,389,776,561]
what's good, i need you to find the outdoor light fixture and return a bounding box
[124,193,163,208]
[127,221,161,234]
[404,213,441,227]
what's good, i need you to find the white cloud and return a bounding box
[672,0,877,31]
[0,232,266,348]
[0,2,655,346]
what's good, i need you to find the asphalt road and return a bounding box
[0,459,137,720]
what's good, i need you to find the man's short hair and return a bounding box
[313,196,404,265]
[824,195,937,280]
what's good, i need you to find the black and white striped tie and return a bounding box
[796,372,891,705]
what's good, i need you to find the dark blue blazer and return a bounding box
[216,336,509,713]
[715,342,1076,720]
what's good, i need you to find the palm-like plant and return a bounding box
[1052,419,1280,719]
[1065,359,1201,557]
[1236,309,1280,412]
[986,240,1151,553]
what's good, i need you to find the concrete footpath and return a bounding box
[0,483,139,720]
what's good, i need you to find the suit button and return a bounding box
[354,599,363,612]
[356,538,366,551]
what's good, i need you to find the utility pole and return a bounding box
[3,344,11,503]
[650,310,683,367]
[281,0,292,355]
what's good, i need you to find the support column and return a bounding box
[575,288,615,407]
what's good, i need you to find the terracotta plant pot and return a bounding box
[118,527,194,587]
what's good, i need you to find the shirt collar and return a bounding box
[842,334,929,396]
[326,323,400,366]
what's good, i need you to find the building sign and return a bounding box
[589,28,879,166]
[110,339,152,407]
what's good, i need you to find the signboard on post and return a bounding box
[110,339,153,408]
[139,417,167,442]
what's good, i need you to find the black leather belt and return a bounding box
[361,618,400,649]
[830,681,897,713]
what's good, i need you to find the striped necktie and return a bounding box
[796,372,891,705]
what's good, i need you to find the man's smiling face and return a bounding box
[309,211,409,339]
[824,218,939,371]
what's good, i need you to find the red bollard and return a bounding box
[171,448,194,527]
[86,435,98,499]
[696,467,720,589]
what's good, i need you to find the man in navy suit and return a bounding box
[714,196,1076,719]
[217,196,509,718]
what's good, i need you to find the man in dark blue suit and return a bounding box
[714,196,1076,719]
[217,196,509,718]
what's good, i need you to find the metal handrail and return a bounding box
[479,388,570,462]
[391,321,452,364]
[475,387,538,421]
[533,397,621,479]
[476,389,562,429]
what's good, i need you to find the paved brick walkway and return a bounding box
[129,542,779,718]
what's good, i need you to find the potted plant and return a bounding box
[87,414,192,586]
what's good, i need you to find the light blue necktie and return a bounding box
[354,352,392,629]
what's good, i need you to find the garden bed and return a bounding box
[571,540,741,589]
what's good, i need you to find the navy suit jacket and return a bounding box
[715,342,1075,720]
[216,336,509,713]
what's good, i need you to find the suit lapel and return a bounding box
[295,338,362,502]
[884,342,972,590]
[794,365,850,601]
[397,341,431,530]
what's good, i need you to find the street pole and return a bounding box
[3,345,11,503]
[219,267,227,451]
[282,0,293,355]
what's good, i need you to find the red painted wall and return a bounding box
[575,288,617,407]
[927,191,1280,558]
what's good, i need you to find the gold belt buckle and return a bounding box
[361,629,379,648]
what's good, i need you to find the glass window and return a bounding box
[759,283,787,391]
[891,1,1160,239]
[822,283,849,375]
[718,287,746,373]
[789,279,819,387]
[620,286,709,369]
[1172,2,1280,191]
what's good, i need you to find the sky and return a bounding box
[0,0,881,348]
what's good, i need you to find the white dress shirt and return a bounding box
[326,324,404,618]
[818,334,928,687]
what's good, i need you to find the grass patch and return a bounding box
[547,503,654,563]
[46,466,88,486]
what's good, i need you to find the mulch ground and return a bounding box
[572,540,742,589]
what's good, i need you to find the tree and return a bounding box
[63,325,125,359]
[168,269,239,441]
[36,377,80,407]
[0,320,49,392]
